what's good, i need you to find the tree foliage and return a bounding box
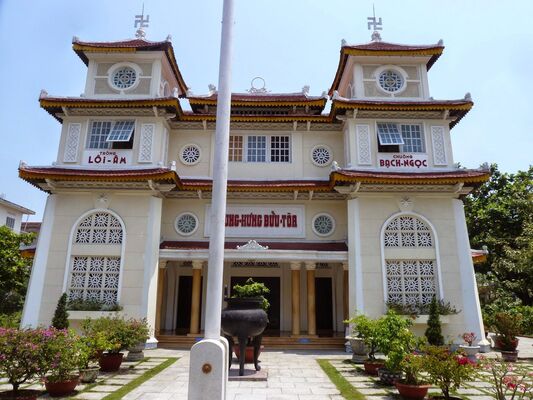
[0,226,35,313]
[464,164,533,305]
[51,293,69,329]
[425,296,444,346]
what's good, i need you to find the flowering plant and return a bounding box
[82,316,147,354]
[479,358,533,400]
[39,327,87,383]
[423,345,477,399]
[462,332,477,346]
[399,353,428,385]
[0,328,46,395]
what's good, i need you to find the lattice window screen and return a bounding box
[384,216,433,248]
[74,212,123,244]
[386,260,437,305]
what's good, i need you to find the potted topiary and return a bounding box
[78,324,110,383]
[40,328,86,397]
[51,293,69,330]
[394,353,431,400]
[423,345,477,400]
[125,318,150,361]
[221,278,269,376]
[492,312,522,362]
[347,314,384,375]
[0,328,45,399]
[459,332,480,361]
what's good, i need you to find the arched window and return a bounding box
[382,214,439,306]
[67,211,124,306]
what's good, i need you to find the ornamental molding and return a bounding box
[431,126,447,166]
[356,124,372,165]
[138,123,155,163]
[236,240,269,251]
[64,123,81,163]
[398,196,414,212]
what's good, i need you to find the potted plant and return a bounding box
[376,310,421,385]
[40,328,86,397]
[0,328,44,400]
[492,312,522,362]
[82,316,138,372]
[347,314,383,375]
[394,353,431,400]
[78,326,109,383]
[344,314,370,363]
[479,357,533,399]
[221,278,269,376]
[423,345,477,400]
[459,332,480,361]
[125,318,150,361]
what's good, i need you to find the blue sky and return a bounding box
[0,0,531,220]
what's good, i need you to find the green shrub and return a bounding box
[345,314,381,360]
[425,296,444,346]
[67,298,122,311]
[232,278,270,310]
[51,293,69,329]
[0,312,21,328]
[82,316,150,353]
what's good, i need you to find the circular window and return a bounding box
[312,213,335,237]
[311,145,332,167]
[112,67,137,89]
[179,144,201,165]
[175,213,198,236]
[378,69,404,93]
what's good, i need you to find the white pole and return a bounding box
[188,1,234,398]
[204,0,234,339]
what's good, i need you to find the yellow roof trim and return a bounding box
[332,101,472,112]
[188,99,326,107]
[343,48,443,58]
[331,172,490,185]
[181,114,332,122]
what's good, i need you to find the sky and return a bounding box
[0,0,532,221]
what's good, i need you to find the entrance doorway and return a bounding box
[315,277,333,336]
[230,276,280,333]
[175,275,202,334]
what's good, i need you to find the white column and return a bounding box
[452,199,489,347]
[21,194,57,327]
[347,197,364,318]
[141,196,163,348]
[189,0,233,397]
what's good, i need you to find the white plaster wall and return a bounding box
[35,192,160,326]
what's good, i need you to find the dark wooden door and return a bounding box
[230,276,280,332]
[175,276,202,334]
[315,277,333,335]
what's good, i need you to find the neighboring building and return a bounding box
[19,30,490,348]
[20,222,42,258]
[0,195,35,234]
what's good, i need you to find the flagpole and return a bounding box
[188,0,234,398]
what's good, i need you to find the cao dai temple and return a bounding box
[19,28,490,348]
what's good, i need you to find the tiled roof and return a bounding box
[188,92,327,103]
[160,241,348,252]
[332,168,490,185]
[329,40,444,96]
[39,96,182,122]
[331,98,473,129]
[179,178,331,192]
[72,38,188,95]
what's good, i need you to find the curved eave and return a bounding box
[331,170,490,186]
[180,114,333,123]
[188,98,327,108]
[331,99,473,129]
[328,46,444,96]
[178,179,332,193]
[72,42,188,96]
[40,97,182,122]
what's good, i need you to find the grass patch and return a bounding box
[101,358,178,400]
[317,359,366,400]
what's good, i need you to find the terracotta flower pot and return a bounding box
[44,376,79,397]
[234,345,264,363]
[363,360,385,376]
[500,350,519,362]
[0,390,42,400]
[395,381,431,400]
[494,336,519,351]
[99,352,124,372]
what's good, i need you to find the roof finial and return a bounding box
[134,3,150,39]
[367,4,383,42]
[247,77,269,94]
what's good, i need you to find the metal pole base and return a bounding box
[188,337,229,400]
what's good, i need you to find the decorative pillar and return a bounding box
[189,260,203,335]
[155,260,167,334]
[347,197,364,318]
[290,262,301,336]
[452,199,490,350]
[342,263,349,325]
[305,261,317,336]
